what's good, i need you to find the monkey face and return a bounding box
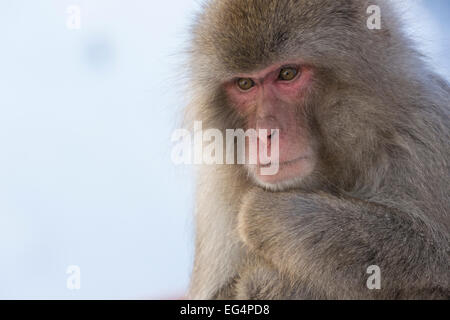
[224,62,317,188]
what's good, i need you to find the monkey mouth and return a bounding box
[252,154,315,186]
[258,156,309,168]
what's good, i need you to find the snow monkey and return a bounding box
[185,0,450,299]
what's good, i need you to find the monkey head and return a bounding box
[189,0,405,191]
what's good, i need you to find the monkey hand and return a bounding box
[238,186,388,267]
[237,187,306,253]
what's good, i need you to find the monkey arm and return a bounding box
[237,188,450,299]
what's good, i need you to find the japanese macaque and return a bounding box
[185,0,450,299]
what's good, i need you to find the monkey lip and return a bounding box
[253,154,315,186]
[258,156,309,168]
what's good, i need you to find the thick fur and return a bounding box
[186,0,450,299]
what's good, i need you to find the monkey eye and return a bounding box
[278,67,298,81]
[237,78,255,91]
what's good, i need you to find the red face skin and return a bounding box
[225,62,316,188]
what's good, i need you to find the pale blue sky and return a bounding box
[0,0,448,299]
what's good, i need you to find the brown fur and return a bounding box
[186,0,450,299]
